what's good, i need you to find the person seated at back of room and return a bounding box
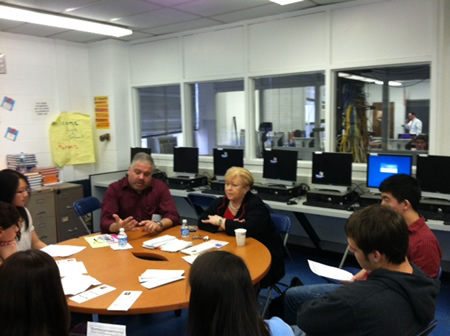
[188,250,294,336]
[0,169,47,251]
[198,166,285,288]
[414,134,428,150]
[0,201,20,264]
[101,152,180,234]
[293,205,440,336]
[283,174,442,325]
[0,249,71,336]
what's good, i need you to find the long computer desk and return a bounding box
[59,226,271,315]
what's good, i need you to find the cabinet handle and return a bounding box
[67,227,78,233]
[66,205,73,210]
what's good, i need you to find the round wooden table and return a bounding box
[60,226,271,315]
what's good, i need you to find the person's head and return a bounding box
[345,204,409,270]
[188,251,269,336]
[127,152,155,193]
[379,174,421,212]
[224,167,253,204]
[0,202,20,242]
[408,112,416,120]
[0,249,70,336]
[0,169,31,229]
[415,135,428,150]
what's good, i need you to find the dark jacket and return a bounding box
[198,191,285,287]
[297,263,440,336]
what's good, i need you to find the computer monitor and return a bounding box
[366,153,412,193]
[213,148,244,180]
[416,154,450,201]
[311,152,353,193]
[130,147,152,162]
[263,149,298,186]
[173,146,198,178]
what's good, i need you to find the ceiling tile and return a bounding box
[142,17,221,36]
[5,22,68,37]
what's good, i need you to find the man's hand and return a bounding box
[140,220,163,235]
[112,214,139,232]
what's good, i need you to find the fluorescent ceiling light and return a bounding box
[270,0,305,5]
[338,72,402,87]
[0,5,132,37]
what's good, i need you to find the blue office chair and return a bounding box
[72,196,102,235]
[187,193,217,218]
[260,213,293,317]
[414,319,438,336]
[271,213,293,261]
[436,266,443,280]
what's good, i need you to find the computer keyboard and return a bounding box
[420,210,450,225]
[202,189,224,196]
[302,200,353,210]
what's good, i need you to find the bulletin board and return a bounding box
[50,112,96,167]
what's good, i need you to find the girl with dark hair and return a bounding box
[0,169,47,250]
[0,201,20,262]
[188,251,294,336]
[0,249,71,335]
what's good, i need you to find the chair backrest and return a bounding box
[187,193,217,217]
[72,197,102,234]
[73,196,102,217]
[436,266,442,280]
[270,213,291,235]
[414,319,438,336]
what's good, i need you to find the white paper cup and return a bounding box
[234,228,247,246]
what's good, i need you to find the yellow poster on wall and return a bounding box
[50,112,96,167]
[94,96,110,129]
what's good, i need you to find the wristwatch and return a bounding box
[156,221,163,229]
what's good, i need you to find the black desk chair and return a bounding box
[73,196,102,235]
[187,193,217,218]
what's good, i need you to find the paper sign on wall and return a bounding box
[49,112,96,167]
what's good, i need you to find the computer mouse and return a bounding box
[347,206,355,211]
[185,188,195,192]
[287,200,297,205]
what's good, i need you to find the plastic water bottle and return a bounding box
[118,228,128,247]
[181,219,190,239]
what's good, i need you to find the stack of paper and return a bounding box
[139,269,185,290]
[180,241,216,255]
[307,259,353,282]
[142,235,176,249]
[160,239,192,252]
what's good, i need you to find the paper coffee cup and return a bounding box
[234,228,247,246]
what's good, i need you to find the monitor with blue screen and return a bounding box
[366,154,412,191]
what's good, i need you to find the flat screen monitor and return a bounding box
[130,147,152,162]
[173,147,198,178]
[311,152,353,193]
[263,149,298,186]
[416,155,450,201]
[366,153,412,193]
[213,148,244,180]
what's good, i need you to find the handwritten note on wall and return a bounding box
[50,112,96,167]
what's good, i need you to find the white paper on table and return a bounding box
[139,269,185,282]
[182,255,198,264]
[209,239,229,248]
[107,290,142,311]
[110,243,133,250]
[61,274,102,296]
[56,259,87,277]
[180,241,216,255]
[69,284,116,304]
[41,244,86,257]
[160,239,192,252]
[307,259,353,282]
[87,321,126,336]
[141,276,185,290]
[142,235,176,249]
